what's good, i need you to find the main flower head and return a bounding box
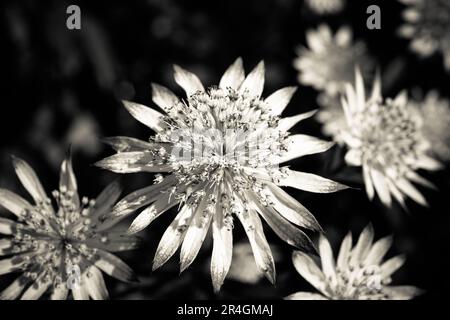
[0,156,138,300]
[398,0,450,71]
[340,69,441,207]
[286,224,423,300]
[96,58,348,291]
[294,25,373,96]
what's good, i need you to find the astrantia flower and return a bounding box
[412,91,450,162]
[294,25,373,96]
[286,224,423,300]
[0,157,138,300]
[398,0,450,71]
[340,69,442,207]
[305,0,345,15]
[96,58,348,291]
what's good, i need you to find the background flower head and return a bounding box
[305,0,345,15]
[96,58,348,292]
[286,224,423,300]
[0,156,138,300]
[398,0,450,71]
[340,69,441,207]
[410,91,450,162]
[294,24,373,96]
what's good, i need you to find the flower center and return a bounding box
[153,87,289,187]
[351,100,421,176]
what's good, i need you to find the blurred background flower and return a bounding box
[286,224,423,300]
[340,70,441,208]
[294,24,373,143]
[304,0,346,15]
[398,0,450,71]
[409,90,450,163]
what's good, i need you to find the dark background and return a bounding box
[0,0,449,299]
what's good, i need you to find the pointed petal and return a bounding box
[0,217,17,235]
[122,100,165,132]
[380,254,406,279]
[210,196,233,292]
[278,169,348,193]
[72,284,90,300]
[106,175,176,222]
[370,69,382,101]
[249,191,315,253]
[396,178,427,206]
[393,90,408,107]
[354,68,366,111]
[236,207,276,284]
[173,65,204,97]
[370,169,392,207]
[364,235,393,266]
[180,198,213,273]
[94,250,137,283]
[349,224,374,266]
[285,291,328,300]
[265,86,297,116]
[0,255,29,275]
[12,156,47,204]
[219,57,245,90]
[416,155,443,171]
[292,251,328,296]
[363,164,375,200]
[239,61,265,98]
[343,82,356,114]
[345,149,362,166]
[85,233,141,253]
[335,26,352,46]
[84,266,109,300]
[127,192,179,234]
[278,134,334,163]
[152,205,195,271]
[92,180,122,217]
[50,284,69,300]
[151,83,179,112]
[59,155,79,206]
[0,189,32,217]
[386,179,407,210]
[0,239,13,255]
[266,183,322,231]
[306,28,327,52]
[101,136,155,153]
[0,275,31,300]
[318,235,336,280]
[405,170,436,190]
[95,151,171,174]
[20,274,52,300]
[337,232,352,271]
[278,110,317,132]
